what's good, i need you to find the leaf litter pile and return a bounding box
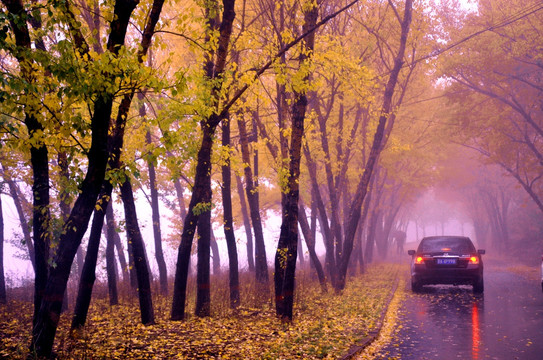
[0,264,400,359]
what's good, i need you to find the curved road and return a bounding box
[370,260,543,360]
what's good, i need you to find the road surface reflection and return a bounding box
[371,268,543,360]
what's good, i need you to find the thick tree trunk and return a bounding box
[120,177,155,325]
[28,110,51,330]
[274,2,318,320]
[235,174,254,271]
[221,117,241,308]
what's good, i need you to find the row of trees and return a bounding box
[0,0,542,358]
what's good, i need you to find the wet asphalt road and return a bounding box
[372,262,543,360]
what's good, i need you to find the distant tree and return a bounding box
[144,105,168,295]
[235,174,254,271]
[237,114,269,292]
[105,204,119,305]
[0,165,34,271]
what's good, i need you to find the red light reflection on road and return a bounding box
[472,302,480,360]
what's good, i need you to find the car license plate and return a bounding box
[437,258,456,265]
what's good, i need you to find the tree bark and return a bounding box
[120,177,155,324]
[195,207,211,317]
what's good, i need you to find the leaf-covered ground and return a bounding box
[0,263,401,359]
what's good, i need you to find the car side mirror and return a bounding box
[478,249,485,255]
[408,250,415,256]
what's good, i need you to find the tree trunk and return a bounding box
[174,179,188,222]
[71,191,110,331]
[127,234,138,289]
[195,208,211,317]
[297,233,305,268]
[274,2,318,320]
[172,123,216,320]
[210,230,221,275]
[303,144,337,287]
[298,204,327,292]
[0,194,6,304]
[235,174,254,272]
[107,203,129,283]
[120,177,155,324]
[221,117,241,308]
[146,128,168,295]
[106,203,119,305]
[2,0,52,324]
[365,209,380,265]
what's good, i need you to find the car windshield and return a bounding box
[418,237,475,254]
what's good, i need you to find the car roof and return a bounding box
[421,236,472,241]
[422,235,469,240]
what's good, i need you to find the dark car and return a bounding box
[408,236,485,293]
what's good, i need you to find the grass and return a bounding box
[0,263,401,359]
